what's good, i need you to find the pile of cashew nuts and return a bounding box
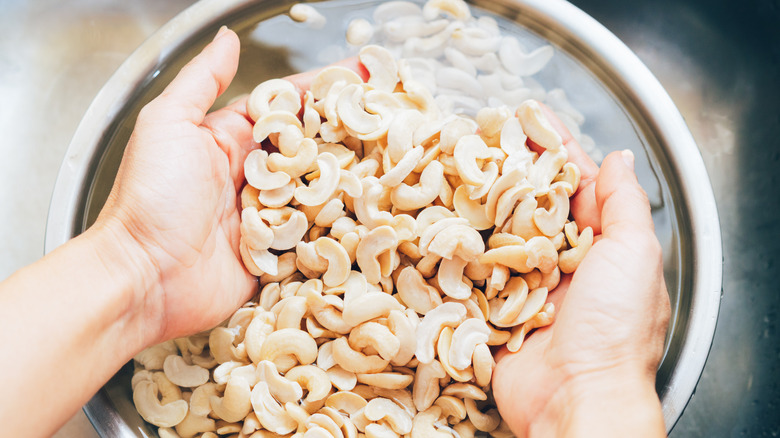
[131,1,595,437]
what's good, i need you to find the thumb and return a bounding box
[595,150,656,242]
[143,27,240,125]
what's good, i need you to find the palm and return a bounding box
[97,31,258,342]
[120,112,256,339]
[492,108,670,434]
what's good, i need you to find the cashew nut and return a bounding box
[415,302,467,364]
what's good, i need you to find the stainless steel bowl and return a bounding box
[45,0,722,435]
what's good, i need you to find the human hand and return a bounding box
[492,108,671,437]
[92,27,364,346]
[89,27,257,345]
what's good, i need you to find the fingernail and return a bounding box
[213,25,229,41]
[620,149,635,170]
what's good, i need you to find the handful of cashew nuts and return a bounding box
[132,1,595,437]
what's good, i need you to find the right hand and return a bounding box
[491,109,671,437]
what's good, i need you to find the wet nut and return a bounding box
[286,365,333,402]
[331,337,389,374]
[355,225,399,284]
[356,372,415,390]
[327,365,358,391]
[480,236,558,274]
[448,318,490,370]
[360,45,399,92]
[256,360,303,403]
[507,302,555,352]
[245,149,292,191]
[472,343,494,387]
[365,398,413,434]
[250,382,297,434]
[211,376,253,423]
[259,328,318,369]
[347,18,374,46]
[437,326,474,382]
[247,78,301,122]
[464,398,500,432]
[133,379,189,428]
[396,266,443,315]
[411,406,453,438]
[533,183,570,237]
[436,256,471,299]
[516,100,562,150]
[390,160,445,211]
[416,302,467,364]
[267,138,319,179]
[434,395,467,424]
[453,135,491,186]
[559,225,594,274]
[326,391,368,415]
[163,355,209,388]
[290,3,326,29]
[348,321,400,361]
[134,341,178,371]
[295,152,341,206]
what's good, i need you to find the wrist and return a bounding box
[84,216,164,351]
[531,365,665,438]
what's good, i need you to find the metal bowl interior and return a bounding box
[44,0,722,436]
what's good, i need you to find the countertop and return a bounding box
[1,0,778,436]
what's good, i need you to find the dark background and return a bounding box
[569,0,780,436]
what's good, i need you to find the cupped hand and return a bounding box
[492,108,671,436]
[93,28,366,345]
[94,28,257,343]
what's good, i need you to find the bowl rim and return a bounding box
[44,0,722,435]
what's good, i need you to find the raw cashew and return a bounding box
[516,100,562,151]
[163,355,209,388]
[396,266,443,315]
[259,328,318,368]
[245,149,292,191]
[365,398,413,434]
[448,318,490,370]
[415,302,467,364]
[360,45,399,92]
[250,382,297,434]
[453,135,491,186]
[256,360,304,404]
[133,380,188,428]
[390,160,445,210]
[247,78,300,122]
[295,153,341,206]
[411,406,452,438]
[286,365,333,402]
[211,376,253,423]
[559,226,594,274]
[349,322,401,361]
[331,337,389,374]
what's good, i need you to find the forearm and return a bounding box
[531,368,666,438]
[0,220,156,437]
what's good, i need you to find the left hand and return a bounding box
[95,27,258,344]
[93,27,366,346]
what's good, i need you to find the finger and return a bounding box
[145,27,240,125]
[595,150,656,239]
[201,107,257,187]
[533,103,601,234]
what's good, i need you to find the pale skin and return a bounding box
[0,28,669,437]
